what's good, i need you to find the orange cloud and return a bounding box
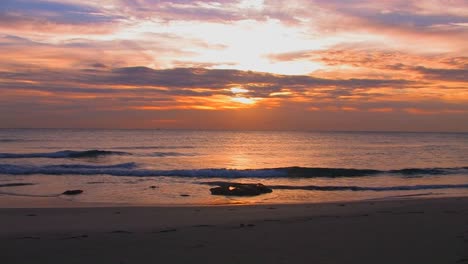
[0,0,467,131]
[369,108,394,113]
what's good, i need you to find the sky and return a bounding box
[0,0,467,131]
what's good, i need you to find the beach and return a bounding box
[1,130,468,263]
[2,197,468,264]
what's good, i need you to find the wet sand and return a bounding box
[1,197,468,264]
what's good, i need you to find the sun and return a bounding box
[231,97,259,105]
[230,87,249,94]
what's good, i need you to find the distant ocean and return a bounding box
[1,129,468,205]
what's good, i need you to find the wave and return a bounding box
[0,164,467,178]
[0,163,137,175]
[269,183,468,191]
[150,152,197,157]
[0,150,130,159]
[0,139,23,143]
[0,150,195,158]
[202,181,468,192]
[0,163,284,177]
[111,146,195,150]
[0,183,35,188]
[0,191,59,198]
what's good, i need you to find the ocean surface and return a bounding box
[0,129,468,206]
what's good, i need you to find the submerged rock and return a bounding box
[210,183,272,196]
[62,190,83,195]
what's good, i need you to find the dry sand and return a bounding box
[1,197,468,264]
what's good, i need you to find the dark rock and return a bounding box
[210,183,272,196]
[180,194,190,197]
[149,186,158,189]
[62,190,83,195]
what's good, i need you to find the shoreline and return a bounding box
[0,190,465,208]
[2,196,468,263]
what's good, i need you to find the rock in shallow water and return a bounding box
[62,190,83,195]
[210,183,272,196]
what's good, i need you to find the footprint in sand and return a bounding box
[61,235,88,240]
[154,228,177,233]
[16,236,40,240]
[110,230,133,234]
[192,224,216,228]
[263,219,280,222]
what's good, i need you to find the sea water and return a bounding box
[0,129,467,206]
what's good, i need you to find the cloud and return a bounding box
[0,0,467,131]
[0,33,224,70]
[1,65,409,91]
[0,64,420,121]
[414,66,468,82]
[0,0,124,34]
[275,0,468,52]
[267,44,468,83]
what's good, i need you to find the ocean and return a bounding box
[0,129,467,206]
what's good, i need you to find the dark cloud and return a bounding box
[0,35,37,46]
[0,65,413,113]
[108,66,409,89]
[0,65,409,92]
[0,64,466,131]
[414,66,468,82]
[0,0,121,25]
[349,10,468,30]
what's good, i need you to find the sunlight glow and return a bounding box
[231,97,260,105]
[230,87,249,94]
[1,0,468,130]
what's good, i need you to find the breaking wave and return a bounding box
[202,181,468,192]
[269,183,468,191]
[0,150,196,159]
[0,163,467,178]
[150,152,197,157]
[111,146,195,150]
[0,150,130,159]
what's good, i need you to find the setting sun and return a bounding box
[230,87,250,94]
[231,97,260,105]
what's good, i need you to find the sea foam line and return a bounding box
[202,181,468,192]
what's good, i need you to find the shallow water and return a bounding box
[0,129,467,206]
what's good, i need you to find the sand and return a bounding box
[1,197,468,264]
